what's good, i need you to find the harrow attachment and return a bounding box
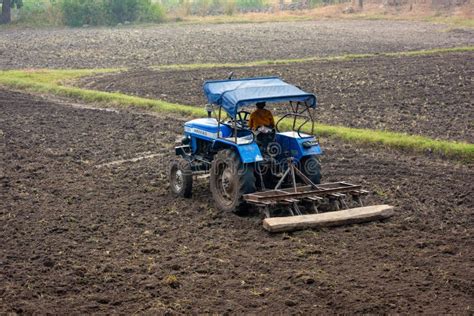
[243,161,394,232]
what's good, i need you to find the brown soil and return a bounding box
[77,52,474,142]
[0,20,473,70]
[1,88,472,314]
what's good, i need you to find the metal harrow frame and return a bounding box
[243,159,368,218]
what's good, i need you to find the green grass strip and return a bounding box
[0,69,472,162]
[280,119,473,162]
[153,46,474,71]
[0,70,205,117]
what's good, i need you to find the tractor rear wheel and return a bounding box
[300,155,322,185]
[169,158,193,198]
[210,149,256,215]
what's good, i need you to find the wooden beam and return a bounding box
[262,205,394,233]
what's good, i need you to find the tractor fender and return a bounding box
[299,142,323,158]
[275,133,323,162]
[212,139,263,163]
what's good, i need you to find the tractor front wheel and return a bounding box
[169,158,193,198]
[210,149,256,215]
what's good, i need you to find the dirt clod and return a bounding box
[285,299,298,307]
[42,258,55,268]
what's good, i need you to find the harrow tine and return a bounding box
[340,197,349,210]
[263,205,270,219]
[293,202,302,216]
[312,203,319,214]
[282,198,302,216]
[304,196,322,214]
[350,189,369,207]
[255,201,273,218]
[243,181,370,216]
[288,207,295,216]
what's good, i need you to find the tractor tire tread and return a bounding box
[169,158,193,198]
[210,149,256,215]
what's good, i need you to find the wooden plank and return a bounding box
[262,205,394,233]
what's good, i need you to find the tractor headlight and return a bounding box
[302,140,319,148]
[181,136,191,145]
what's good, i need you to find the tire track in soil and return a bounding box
[1,88,472,313]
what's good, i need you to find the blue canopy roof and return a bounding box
[203,77,317,117]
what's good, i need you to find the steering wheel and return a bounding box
[236,110,251,128]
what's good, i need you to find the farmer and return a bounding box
[249,102,275,131]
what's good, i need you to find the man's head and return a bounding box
[256,102,266,109]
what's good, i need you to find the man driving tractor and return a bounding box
[249,102,275,131]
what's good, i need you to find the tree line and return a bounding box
[0,0,164,25]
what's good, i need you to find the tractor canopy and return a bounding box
[203,77,317,118]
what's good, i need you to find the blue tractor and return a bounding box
[169,77,379,226]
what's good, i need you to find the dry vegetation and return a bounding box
[172,1,474,27]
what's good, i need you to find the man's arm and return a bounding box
[268,110,275,128]
[249,112,256,130]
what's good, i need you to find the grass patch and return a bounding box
[153,46,474,71]
[0,69,205,116]
[384,46,474,57]
[424,16,474,28]
[285,120,474,162]
[0,69,472,162]
[0,69,119,85]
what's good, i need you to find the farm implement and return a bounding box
[169,77,394,232]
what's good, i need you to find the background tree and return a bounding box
[1,0,23,24]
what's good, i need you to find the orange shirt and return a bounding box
[249,108,275,130]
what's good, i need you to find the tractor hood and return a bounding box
[203,77,317,118]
